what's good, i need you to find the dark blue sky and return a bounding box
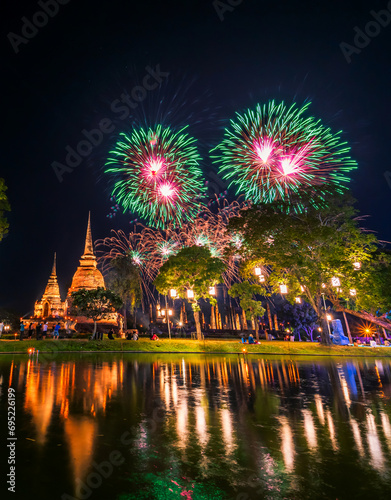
[1,0,391,313]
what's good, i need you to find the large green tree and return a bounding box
[154,246,225,340]
[105,256,142,331]
[229,192,391,343]
[0,179,10,242]
[228,281,265,341]
[70,287,122,339]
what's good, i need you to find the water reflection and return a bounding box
[0,354,391,499]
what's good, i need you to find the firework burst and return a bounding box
[105,125,206,228]
[212,101,357,205]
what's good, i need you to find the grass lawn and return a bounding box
[0,338,390,357]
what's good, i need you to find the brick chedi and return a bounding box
[67,213,105,296]
[34,253,66,318]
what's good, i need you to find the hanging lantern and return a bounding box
[254,267,262,276]
[170,289,177,298]
[353,262,361,270]
[168,309,173,316]
[187,289,194,299]
[259,275,265,283]
[331,277,341,287]
[349,289,357,296]
[295,297,301,304]
[280,284,288,294]
[321,283,326,289]
[209,286,216,295]
[300,285,305,292]
[326,314,332,321]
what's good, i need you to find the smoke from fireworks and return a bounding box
[212,101,357,205]
[105,125,206,228]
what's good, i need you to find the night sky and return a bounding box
[1,0,390,314]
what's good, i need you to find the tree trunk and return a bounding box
[242,309,248,330]
[194,310,202,340]
[210,305,216,329]
[133,307,136,329]
[342,311,353,344]
[318,295,331,345]
[92,320,97,339]
[274,313,279,332]
[266,302,272,340]
[123,304,127,332]
[254,315,259,342]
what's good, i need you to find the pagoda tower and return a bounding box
[67,213,105,297]
[34,253,66,318]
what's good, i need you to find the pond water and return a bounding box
[1,353,391,500]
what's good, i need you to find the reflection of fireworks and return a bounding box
[105,125,206,228]
[212,101,357,204]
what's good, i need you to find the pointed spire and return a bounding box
[83,212,94,256]
[51,252,57,276]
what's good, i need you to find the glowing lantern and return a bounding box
[170,289,177,298]
[300,285,305,292]
[349,289,357,296]
[254,267,262,276]
[331,277,341,287]
[326,314,332,321]
[321,283,326,288]
[187,289,194,299]
[209,286,216,295]
[259,275,265,283]
[168,309,173,316]
[280,284,288,294]
[353,262,361,270]
[295,297,301,304]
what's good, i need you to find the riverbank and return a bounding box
[1,338,391,356]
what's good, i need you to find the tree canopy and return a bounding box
[154,245,225,339]
[70,287,122,338]
[229,281,265,340]
[229,192,391,341]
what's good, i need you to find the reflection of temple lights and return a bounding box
[380,412,391,451]
[350,417,364,456]
[302,409,318,450]
[314,394,325,426]
[221,408,236,454]
[279,416,295,472]
[326,410,338,451]
[366,413,384,471]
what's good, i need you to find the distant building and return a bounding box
[34,253,66,318]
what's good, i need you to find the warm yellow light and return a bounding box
[326,314,332,321]
[350,289,357,296]
[187,289,194,299]
[170,289,177,298]
[168,309,173,316]
[254,267,262,276]
[353,261,361,270]
[208,286,216,295]
[179,322,183,327]
[295,297,301,304]
[331,277,341,287]
[259,275,265,283]
[280,284,288,294]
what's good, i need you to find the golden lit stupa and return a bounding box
[34,253,66,318]
[67,213,105,296]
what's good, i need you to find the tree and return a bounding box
[228,281,265,341]
[229,192,388,343]
[70,288,122,339]
[0,178,10,242]
[105,256,142,331]
[154,246,225,340]
[282,301,319,341]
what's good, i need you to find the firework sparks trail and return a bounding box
[212,101,357,205]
